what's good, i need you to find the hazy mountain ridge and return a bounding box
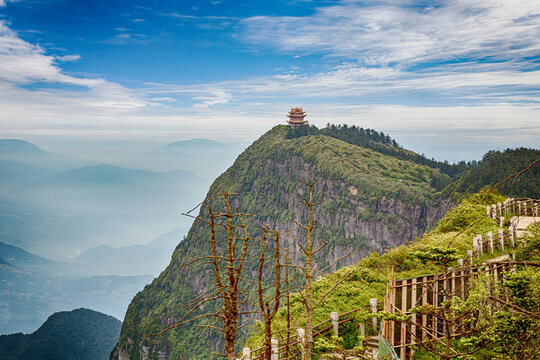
[0,242,153,334]
[0,308,121,360]
[0,139,95,171]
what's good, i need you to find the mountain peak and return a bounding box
[0,139,45,155]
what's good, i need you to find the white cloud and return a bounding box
[241,0,540,66]
[56,54,81,62]
[0,0,18,7]
[0,21,145,110]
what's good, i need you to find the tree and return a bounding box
[148,192,253,360]
[257,227,282,359]
[290,169,357,360]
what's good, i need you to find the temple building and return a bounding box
[286,107,307,128]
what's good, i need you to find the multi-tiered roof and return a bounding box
[286,107,307,128]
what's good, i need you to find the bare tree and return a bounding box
[257,227,282,359]
[147,192,254,360]
[291,169,357,360]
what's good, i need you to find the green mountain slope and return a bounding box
[111,125,454,360]
[0,308,121,360]
[443,148,540,199]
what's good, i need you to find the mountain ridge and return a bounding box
[112,125,454,360]
[0,308,121,360]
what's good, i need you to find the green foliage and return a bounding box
[444,147,540,199]
[287,123,473,179]
[466,270,540,359]
[515,222,540,261]
[409,245,462,269]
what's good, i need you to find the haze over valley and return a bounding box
[0,137,244,333]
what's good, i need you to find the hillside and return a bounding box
[444,147,540,199]
[111,125,454,360]
[244,191,540,359]
[0,308,121,360]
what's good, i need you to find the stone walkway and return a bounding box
[510,216,539,237]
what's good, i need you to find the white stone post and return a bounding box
[271,338,278,360]
[242,348,251,360]
[458,258,464,266]
[497,203,502,217]
[498,229,504,253]
[486,205,491,217]
[370,298,378,332]
[297,327,305,356]
[467,250,473,266]
[535,202,538,217]
[518,202,522,216]
[492,205,497,220]
[477,235,483,257]
[499,216,505,227]
[488,232,494,254]
[509,225,515,247]
[330,312,339,337]
[358,323,365,347]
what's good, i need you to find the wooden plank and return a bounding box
[400,279,408,360]
[410,278,417,359]
[422,276,428,342]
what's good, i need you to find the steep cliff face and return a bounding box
[111,126,452,360]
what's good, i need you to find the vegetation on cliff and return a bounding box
[112,124,539,360]
[245,191,509,349]
[113,125,452,360]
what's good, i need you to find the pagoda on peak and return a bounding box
[286,107,307,128]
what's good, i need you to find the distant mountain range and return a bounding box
[0,162,205,259]
[0,308,121,360]
[0,139,94,171]
[0,241,152,334]
[142,138,246,177]
[147,138,227,154]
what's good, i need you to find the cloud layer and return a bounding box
[242,0,540,66]
[0,0,538,162]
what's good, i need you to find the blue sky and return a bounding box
[0,0,539,161]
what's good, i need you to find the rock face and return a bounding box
[111,126,453,360]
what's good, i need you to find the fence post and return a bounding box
[497,203,501,217]
[492,205,497,220]
[271,338,278,360]
[499,216,505,227]
[486,205,491,217]
[467,250,473,266]
[358,323,365,347]
[370,298,378,332]
[518,202,522,216]
[498,229,504,253]
[509,225,515,247]
[297,327,305,356]
[477,235,483,258]
[243,348,251,360]
[330,312,339,337]
[535,202,538,217]
[488,232,494,254]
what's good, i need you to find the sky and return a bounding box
[0,0,539,162]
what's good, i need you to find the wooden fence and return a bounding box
[381,260,515,360]
[243,300,384,360]
[472,227,516,259]
[486,198,538,223]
